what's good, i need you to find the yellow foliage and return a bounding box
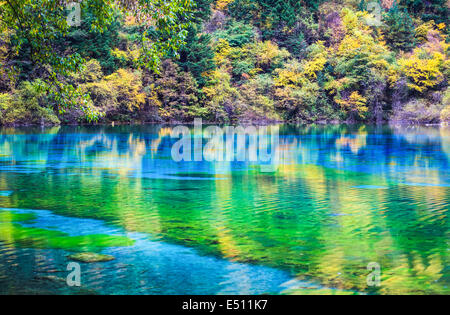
[106,69,146,111]
[213,39,232,67]
[415,20,438,43]
[397,20,449,93]
[387,67,401,88]
[203,67,235,99]
[202,67,239,121]
[274,42,327,88]
[336,91,368,118]
[441,106,450,123]
[274,59,303,87]
[399,50,445,93]
[87,69,145,112]
[302,42,327,80]
[253,41,290,69]
[341,8,360,34]
[216,0,233,10]
[111,48,128,60]
[111,46,141,64]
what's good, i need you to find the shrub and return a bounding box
[335,91,368,120]
[399,49,446,93]
[150,60,200,121]
[0,81,60,126]
[392,99,444,124]
[202,67,241,122]
[84,68,145,121]
[239,75,280,122]
[71,59,104,84]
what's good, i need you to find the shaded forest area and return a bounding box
[0,0,449,126]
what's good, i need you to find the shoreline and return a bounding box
[1,120,449,128]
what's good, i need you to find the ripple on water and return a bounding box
[351,185,388,189]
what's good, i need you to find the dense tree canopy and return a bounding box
[0,0,449,125]
[0,0,194,120]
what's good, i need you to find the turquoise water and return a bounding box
[0,124,448,294]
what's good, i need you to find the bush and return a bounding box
[441,106,450,123]
[150,60,200,121]
[71,59,104,84]
[392,99,444,124]
[0,81,60,126]
[238,75,280,122]
[83,68,145,121]
[202,67,241,122]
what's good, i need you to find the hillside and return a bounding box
[0,0,449,125]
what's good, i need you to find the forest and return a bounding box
[0,0,449,126]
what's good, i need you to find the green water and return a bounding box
[0,124,448,294]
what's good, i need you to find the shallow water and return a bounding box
[0,124,448,294]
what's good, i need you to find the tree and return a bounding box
[227,0,319,56]
[0,0,194,120]
[151,60,200,121]
[63,7,122,75]
[177,26,216,88]
[382,4,416,52]
[399,0,449,24]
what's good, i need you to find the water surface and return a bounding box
[0,124,448,294]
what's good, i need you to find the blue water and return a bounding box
[0,124,448,294]
[0,207,325,295]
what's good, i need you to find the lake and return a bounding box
[0,124,448,294]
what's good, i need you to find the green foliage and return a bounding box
[192,0,214,23]
[227,0,320,56]
[213,20,257,47]
[72,59,104,84]
[177,26,216,87]
[0,0,448,125]
[224,40,290,81]
[399,0,449,24]
[0,80,60,125]
[202,67,241,122]
[83,68,145,121]
[239,75,280,121]
[0,0,194,121]
[150,60,201,121]
[63,8,122,75]
[382,5,416,52]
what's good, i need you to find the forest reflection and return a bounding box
[0,124,448,294]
